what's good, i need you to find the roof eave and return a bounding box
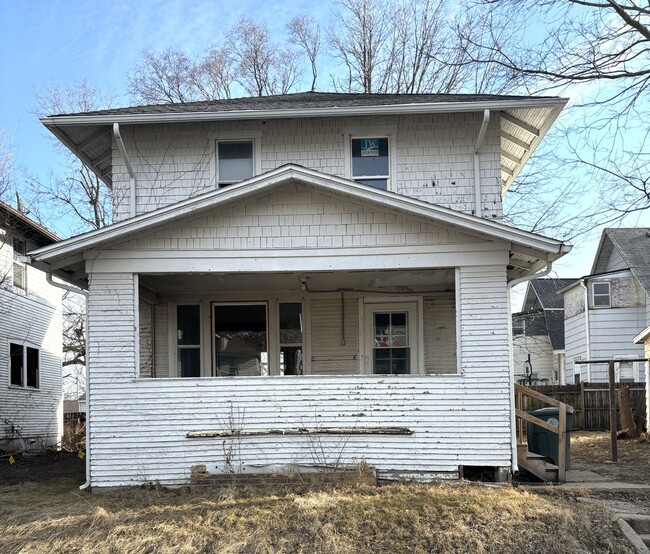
[40,98,569,126]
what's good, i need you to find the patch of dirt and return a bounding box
[0,450,85,486]
[571,431,650,485]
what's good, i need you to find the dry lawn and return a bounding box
[0,472,634,554]
[571,431,650,484]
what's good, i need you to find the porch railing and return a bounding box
[515,383,574,482]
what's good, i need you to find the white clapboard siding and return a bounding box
[112,113,502,223]
[590,308,646,362]
[87,263,512,488]
[310,297,359,375]
[512,335,555,382]
[139,300,153,378]
[423,293,457,374]
[0,264,62,448]
[153,303,169,378]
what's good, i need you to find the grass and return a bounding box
[0,473,634,554]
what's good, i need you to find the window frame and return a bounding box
[170,302,203,378]
[360,298,424,376]
[211,131,262,189]
[212,301,270,377]
[12,237,27,291]
[591,281,611,308]
[344,126,397,192]
[8,340,40,389]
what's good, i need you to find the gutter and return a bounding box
[40,98,569,126]
[506,260,554,476]
[46,273,91,491]
[474,109,490,217]
[113,123,136,218]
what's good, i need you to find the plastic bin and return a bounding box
[526,406,572,467]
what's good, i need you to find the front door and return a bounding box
[363,302,418,375]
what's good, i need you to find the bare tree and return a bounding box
[227,17,302,96]
[458,0,650,227]
[289,15,321,91]
[0,126,16,203]
[31,79,113,232]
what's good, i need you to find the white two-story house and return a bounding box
[564,228,649,383]
[30,92,570,487]
[0,201,62,452]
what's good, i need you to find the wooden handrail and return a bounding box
[515,383,572,482]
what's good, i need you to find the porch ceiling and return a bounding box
[139,268,456,294]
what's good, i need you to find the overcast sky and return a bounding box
[1,1,648,307]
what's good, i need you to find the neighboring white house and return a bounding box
[30,92,570,487]
[512,278,576,385]
[0,201,63,452]
[564,228,649,384]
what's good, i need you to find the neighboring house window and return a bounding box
[9,342,39,388]
[513,319,525,336]
[591,282,611,307]
[177,305,201,377]
[214,303,268,376]
[351,137,390,190]
[217,141,254,187]
[12,238,27,291]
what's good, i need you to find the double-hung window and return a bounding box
[591,282,611,308]
[177,305,201,377]
[13,238,26,291]
[10,342,39,388]
[351,137,391,190]
[217,141,254,187]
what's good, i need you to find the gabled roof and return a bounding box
[0,201,59,246]
[39,91,567,195]
[545,310,566,351]
[523,278,577,311]
[29,164,570,288]
[592,228,650,293]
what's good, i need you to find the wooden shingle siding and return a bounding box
[423,293,457,374]
[111,113,502,222]
[110,184,481,253]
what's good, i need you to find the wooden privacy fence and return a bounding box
[522,383,647,431]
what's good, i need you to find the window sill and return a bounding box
[8,385,41,392]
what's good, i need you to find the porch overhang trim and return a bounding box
[634,325,650,344]
[29,165,569,280]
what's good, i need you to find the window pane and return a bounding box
[218,142,253,183]
[13,238,26,257]
[215,304,267,376]
[355,178,388,190]
[279,303,302,344]
[177,305,200,345]
[10,343,22,386]
[352,138,389,178]
[593,283,609,295]
[26,347,39,387]
[13,263,26,290]
[281,346,303,375]
[179,348,201,378]
[593,295,610,306]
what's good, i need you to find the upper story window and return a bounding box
[344,127,396,192]
[217,141,254,187]
[351,137,390,190]
[12,238,26,291]
[10,342,39,388]
[591,281,611,308]
[213,131,262,189]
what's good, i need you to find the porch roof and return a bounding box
[29,164,571,288]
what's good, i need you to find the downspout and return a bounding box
[579,279,591,382]
[474,109,490,218]
[46,273,91,490]
[507,260,553,475]
[113,123,136,218]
